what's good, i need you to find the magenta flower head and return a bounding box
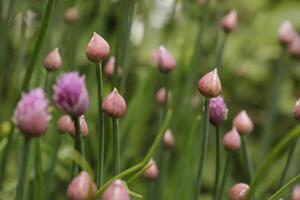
[67,171,97,200]
[209,96,228,126]
[144,159,159,181]
[293,99,300,121]
[222,10,238,33]
[102,88,127,118]
[223,127,241,151]
[229,183,249,200]
[44,48,62,72]
[163,129,175,149]
[292,184,300,200]
[288,34,300,58]
[53,72,89,117]
[102,179,130,200]
[86,32,110,62]
[157,46,176,73]
[233,110,253,134]
[198,68,222,98]
[14,88,51,137]
[278,20,295,46]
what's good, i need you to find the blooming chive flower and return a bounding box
[223,127,241,151]
[14,88,51,137]
[209,96,228,126]
[222,10,238,33]
[198,69,222,98]
[144,159,159,181]
[163,129,175,149]
[86,32,110,62]
[102,179,130,200]
[44,48,62,72]
[157,46,176,73]
[53,72,89,117]
[102,88,127,118]
[229,183,249,200]
[278,20,295,46]
[233,110,253,134]
[67,171,97,200]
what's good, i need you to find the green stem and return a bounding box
[241,135,254,181]
[44,72,50,93]
[95,62,105,187]
[213,126,221,200]
[72,116,83,173]
[217,152,231,200]
[215,33,227,70]
[35,139,44,200]
[194,98,210,200]
[112,118,120,176]
[15,137,30,200]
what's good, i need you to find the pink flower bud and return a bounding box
[102,179,130,200]
[233,110,253,134]
[294,99,300,121]
[278,20,295,46]
[222,10,238,33]
[64,7,78,24]
[157,46,176,73]
[44,48,62,72]
[144,159,159,181]
[104,56,122,78]
[229,183,249,200]
[209,96,228,126]
[197,68,222,98]
[288,34,300,58]
[292,184,300,200]
[163,129,175,149]
[223,127,241,151]
[67,171,97,200]
[156,87,166,105]
[102,88,127,118]
[57,115,73,134]
[86,32,110,62]
[69,115,89,137]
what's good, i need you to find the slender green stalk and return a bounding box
[217,152,231,200]
[95,62,105,187]
[35,139,44,200]
[194,98,210,200]
[112,118,120,176]
[277,137,298,189]
[241,135,254,181]
[16,136,30,200]
[215,33,227,70]
[43,73,50,94]
[213,126,221,200]
[72,116,83,173]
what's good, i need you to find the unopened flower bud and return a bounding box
[209,96,228,126]
[288,34,300,58]
[44,48,62,72]
[294,99,300,121]
[222,10,238,33]
[233,110,253,134]
[144,159,159,181]
[157,46,176,73]
[104,56,122,78]
[278,20,295,46]
[197,68,222,98]
[163,129,175,149]
[102,179,130,200]
[102,88,127,118]
[67,171,96,200]
[86,32,110,62]
[156,87,166,105]
[292,184,300,200]
[57,115,73,133]
[64,7,78,24]
[229,183,249,200]
[223,127,241,151]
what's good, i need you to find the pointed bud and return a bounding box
[229,183,249,200]
[144,159,159,181]
[292,184,300,200]
[102,88,127,118]
[157,46,176,73]
[86,32,110,62]
[69,115,89,137]
[209,96,228,126]
[233,110,253,134]
[163,129,175,149]
[44,48,62,72]
[294,99,300,121]
[64,7,78,24]
[278,20,295,46]
[57,115,73,134]
[288,34,300,58]
[102,179,130,200]
[156,87,167,105]
[104,56,122,78]
[223,127,241,151]
[197,69,222,98]
[222,10,238,33]
[67,171,97,200]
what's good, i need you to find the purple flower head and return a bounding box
[14,88,51,137]
[209,96,228,126]
[53,72,89,117]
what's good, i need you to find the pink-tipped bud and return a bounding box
[292,184,300,200]
[209,96,228,126]
[44,48,62,72]
[67,171,97,200]
[156,87,166,105]
[278,20,295,46]
[233,110,253,134]
[157,46,176,73]
[223,127,241,151]
[163,129,175,149]
[102,88,127,118]
[104,56,123,78]
[288,34,300,58]
[102,179,130,200]
[57,115,73,134]
[197,68,222,98]
[69,115,89,137]
[222,10,238,33]
[144,159,159,181]
[294,99,300,121]
[64,7,78,24]
[86,32,110,62]
[229,183,250,200]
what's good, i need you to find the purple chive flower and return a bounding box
[53,72,89,117]
[14,88,51,137]
[209,96,228,126]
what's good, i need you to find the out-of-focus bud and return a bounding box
[292,184,300,200]
[144,159,159,181]
[293,99,300,121]
[233,110,253,134]
[288,34,300,58]
[222,10,238,33]
[102,179,130,200]
[64,7,78,24]
[278,20,295,46]
[209,96,228,126]
[163,129,175,149]
[102,88,127,118]
[57,115,73,134]
[157,46,176,73]
[229,183,249,200]
[223,127,241,151]
[44,48,62,72]
[197,68,222,98]
[156,87,166,105]
[103,56,123,78]
[86,32,110,62]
